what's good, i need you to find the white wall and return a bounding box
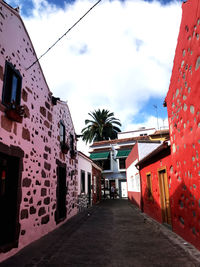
[77,154,92,195]
[126,142,161,193]
[118,128,156,139]
[138,142,161,160]
[127,159,140,192]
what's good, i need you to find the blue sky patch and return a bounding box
[132,96,168,126]
[5,0,183,17]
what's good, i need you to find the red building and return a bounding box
[136,143,172,225]
[92,162,102,204]
[165,0,200,250]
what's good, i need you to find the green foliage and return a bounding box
[81,109,121,144]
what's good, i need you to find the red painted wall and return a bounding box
[166,0,200,250]
[128,191,141,208]
[139,149,171,224]
[126,143,138,169]
[92,165,101,204]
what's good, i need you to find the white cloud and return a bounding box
[21,0,181,154]
[125,115,169,132]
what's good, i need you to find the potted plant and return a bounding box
[61,142,69,154]
[70,150,77,159]
[5,101,25,123]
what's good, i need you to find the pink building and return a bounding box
[0,1,78,262]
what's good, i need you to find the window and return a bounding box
[56,166,66,223]
[104,179,109,189]
[119,158,126,169]
[96,158,110,171]
[70,134,76,158]
[81,170,85,193]
[60,121,65,144]
[146,173,153,200]
[70,134,74,151]
[2,61,22,107]
[93,176,96,194]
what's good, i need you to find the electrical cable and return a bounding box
[26,0,102,70]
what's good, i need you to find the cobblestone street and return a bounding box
[1,200,200,267]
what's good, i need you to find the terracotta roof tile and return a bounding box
[90,136,151,147]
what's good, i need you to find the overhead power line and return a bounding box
[27,0,102,70]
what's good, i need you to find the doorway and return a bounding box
[87,173,91,206]
[0,151,21,251]
[109,180,115,199]
[121,181,128,198]
[158,168,171,225]
[56,166,66,224]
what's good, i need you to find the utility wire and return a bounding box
[26,0,102,70]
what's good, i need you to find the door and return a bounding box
[121,182,128,198]
[109,180,115,198]
[158,168,171,225]
[56,166,66,223]
[0,153,20,248]
[88,173,91,206]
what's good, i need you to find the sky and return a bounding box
[6,0,183,154]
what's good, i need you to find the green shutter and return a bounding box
[90,152,110,160]
[116,150,131,158]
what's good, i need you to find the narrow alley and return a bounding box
[1,200,199,267]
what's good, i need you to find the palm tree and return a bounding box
[81,109,121,144]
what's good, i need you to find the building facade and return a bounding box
[77,151,102,209]
[89,130,158,199]
[126,141,161,208]
[77,151,92,211]
[165,0,200,250]
[0,1,78,262]
[136,143,172,225]
[91,161,102,205]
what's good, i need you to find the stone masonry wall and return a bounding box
[0,1,78,262]
[166,0,200,250]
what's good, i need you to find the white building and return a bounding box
[118,128,156,139]
[126,142,161,207]
[89,129,160,198]
[77,151,92,210]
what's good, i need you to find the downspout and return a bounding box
[137,164,144,212]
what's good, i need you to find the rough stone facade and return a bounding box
[166,0,200,250]
[78,194,89,212]
[0,1,78,262]
[136,144,172,224]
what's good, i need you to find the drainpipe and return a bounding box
[136,164,144,212]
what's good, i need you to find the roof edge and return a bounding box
[136,142,170,168]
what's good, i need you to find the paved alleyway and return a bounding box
[1,200,200,267]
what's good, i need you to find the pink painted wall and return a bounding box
[0,1,78,262]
